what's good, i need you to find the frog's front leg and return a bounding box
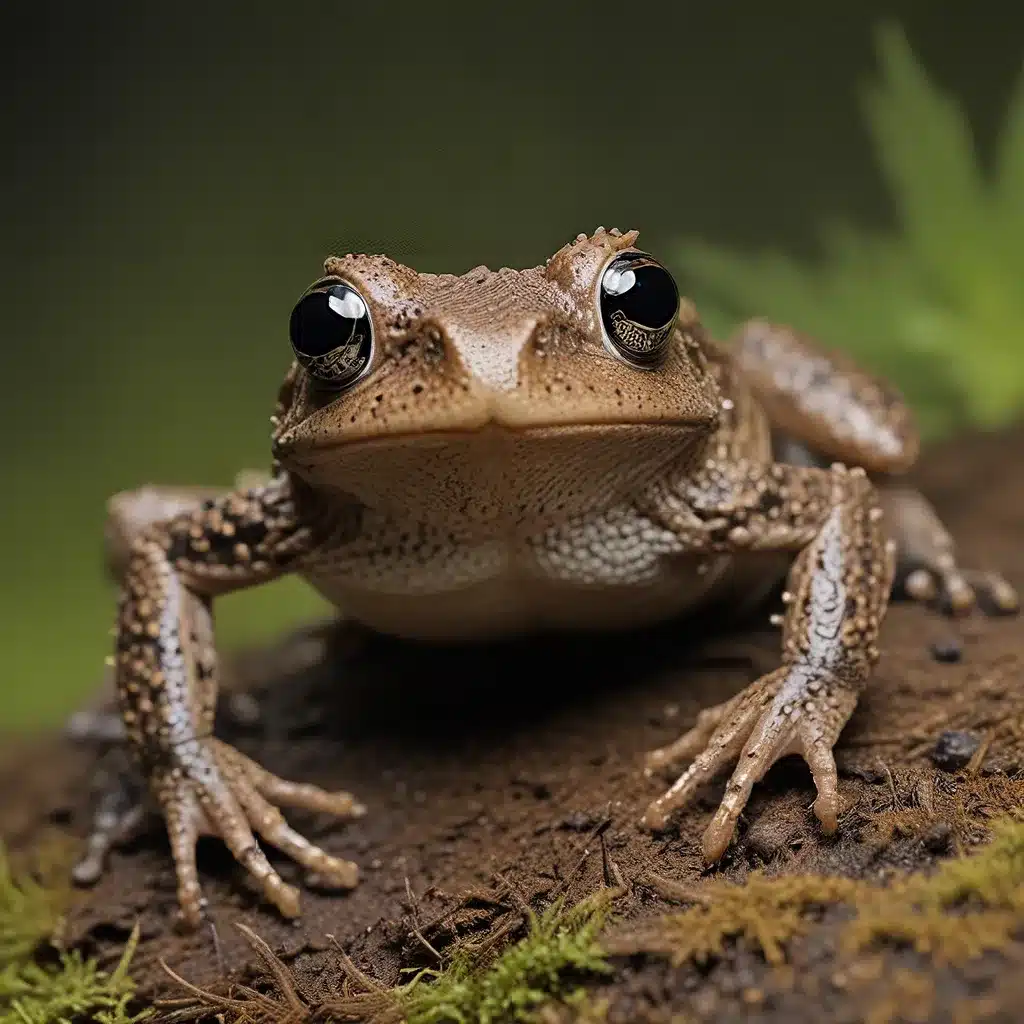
[731,319,1018,616]
[104,473,363,927]
[639,459,895,861]
[70,470,308,750]
[70,483,248,886]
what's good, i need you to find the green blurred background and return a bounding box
[2,2,1022,729]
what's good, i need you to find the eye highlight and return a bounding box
[289,282,374,388]
[598,252,679,366]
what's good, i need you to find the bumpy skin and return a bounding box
[84,228,1018,927]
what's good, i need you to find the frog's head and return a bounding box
[272,228,722,536]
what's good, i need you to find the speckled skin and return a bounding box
[86,228,1018,927]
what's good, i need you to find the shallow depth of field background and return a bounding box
[2,3,1022,728]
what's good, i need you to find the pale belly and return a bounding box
[300,504,788,641]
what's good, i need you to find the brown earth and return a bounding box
[3,424,1024,1023]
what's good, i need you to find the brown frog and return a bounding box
[78,227,1018,927]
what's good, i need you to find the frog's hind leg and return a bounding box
[733,319,1018,617]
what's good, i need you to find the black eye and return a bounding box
[599,252,679,366]
[289,282,374,388]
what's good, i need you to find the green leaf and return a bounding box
[861,21,992,299]
[994,61,1024,266]
[671,20,1024,440]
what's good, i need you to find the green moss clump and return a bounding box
[673,20,1024,439]
[394,888,616,1024]
[164,889,618,1024]
[0,844,68,966]
[0,925,150,1024]
[0,841,149,1024]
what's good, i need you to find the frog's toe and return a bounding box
[162,785,209,930]
[156,739,364,925]
[640,668,785,833]
[643,691,745,775]
[902,565,1019,617]
[641,667,858,863]
[213,739,361,889]
[214,738,366,820]
[959,569,1018,616]
[155,749,303,926]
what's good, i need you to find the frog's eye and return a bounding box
[598,252,679,367]
[289,282,374,388]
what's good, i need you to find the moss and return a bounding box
[605,872,859,967]
[847,814,1024,964]
[0,841,73,965]
[0,840,149,1024]
[162,889,619,1024]
[672,20,1024,438]
[611,815,1024,972]
[0,924,150,1024]
[395,888,616,1024]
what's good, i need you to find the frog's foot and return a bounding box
[640,666,858,862]
[72,749,149,886]
[901,564,1019,617]
[73,736,365,927]
[880,487,1019,616]
[153,738,365,928]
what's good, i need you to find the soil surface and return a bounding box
[3,425,1024,1023]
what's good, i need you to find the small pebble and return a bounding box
[932,730,981,771]
[929,637,963,663]
[921,821,953,854]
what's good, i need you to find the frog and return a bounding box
[76,227,1019,929]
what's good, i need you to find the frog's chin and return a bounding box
[283,421,709,538]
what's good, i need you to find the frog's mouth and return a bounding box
[279,420,709,537]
